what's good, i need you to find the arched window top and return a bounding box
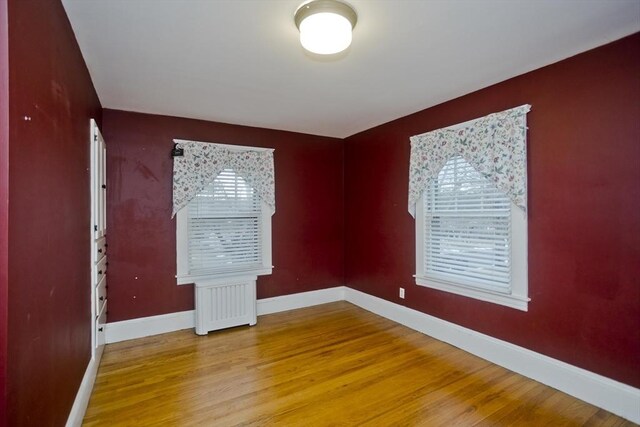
[190,168,260,219]
[427,156,510,214]
[408,105,530,217]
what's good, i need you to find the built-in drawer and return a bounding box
[95,256,107,283]
[96,300,107,347]
[95,236,107,263]
[96,274,107,314]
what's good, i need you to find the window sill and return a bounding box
[177,267,273,285]
[415,275,529,311]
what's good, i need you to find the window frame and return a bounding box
[175,146,273,286]
[415,159,529,311]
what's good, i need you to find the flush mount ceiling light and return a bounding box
[294,0,357,55]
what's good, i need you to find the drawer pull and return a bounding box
[98,248,103,253]
[99,296,104,301]
[98,327,103,332]
[98,270,102,275]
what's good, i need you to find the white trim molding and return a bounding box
[343,287,640,424]
[65,347,104,427]
[105,310,195,344]
[100,285,639,423]
[257,286,346,315]
[105,286,346,344]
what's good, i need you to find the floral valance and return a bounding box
[172,140,275,217]
[408,105,530,217]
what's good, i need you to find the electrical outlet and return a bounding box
[399,287,405,299]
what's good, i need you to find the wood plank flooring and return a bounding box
[83,302,635,426]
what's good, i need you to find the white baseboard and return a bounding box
[105,286,347,344]
[343,287,640,424]
[105,310,195,344]
[65,346,104,427]
[257,286,346,315]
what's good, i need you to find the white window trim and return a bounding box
[415,194,529,311]
[175,186,273,285]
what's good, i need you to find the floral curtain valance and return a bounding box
[172,140,275,217]
[408,105,531,217]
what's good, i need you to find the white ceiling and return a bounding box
[61,0,640,138]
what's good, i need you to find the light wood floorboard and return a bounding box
[83,301,635,426]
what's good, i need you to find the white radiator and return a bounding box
[194,275,257,335]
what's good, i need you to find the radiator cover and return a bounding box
[194,275,257,335]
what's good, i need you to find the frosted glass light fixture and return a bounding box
[294,0,357,55]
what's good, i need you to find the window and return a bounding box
[176,168,272,284]
[415,156,528,310]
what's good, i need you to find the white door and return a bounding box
[90,119,107,358]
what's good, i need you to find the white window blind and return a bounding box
[187,169,262,276]
[424,156,511,291]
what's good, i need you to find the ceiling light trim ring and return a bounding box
[294,0,357,30]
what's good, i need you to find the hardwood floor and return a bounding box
[83,302,634,426]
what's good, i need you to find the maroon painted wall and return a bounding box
[102,110,344,322]
[344,33,640,388]
[0,0,9,424]
[6,0,102,425]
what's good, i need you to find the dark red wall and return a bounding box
[0,0,9,424]
[344,33,640,388]
[6,0,102,425]
[102,110,344,322]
